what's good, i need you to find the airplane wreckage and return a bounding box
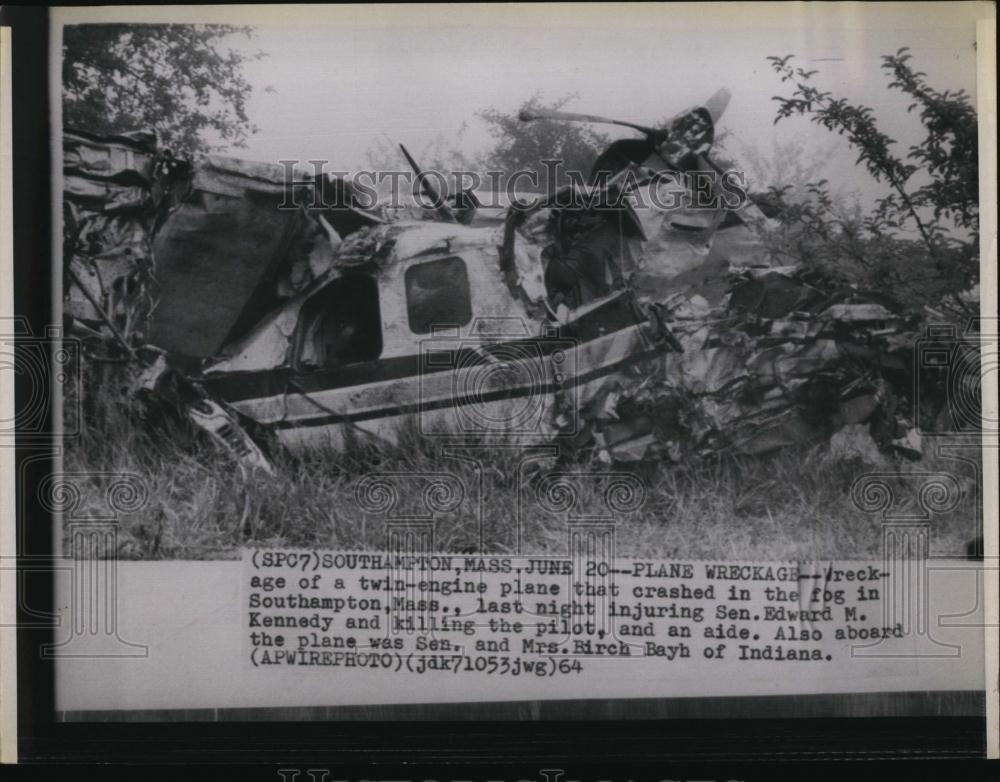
[63,89,962,475]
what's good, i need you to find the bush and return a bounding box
[763,49,978,318]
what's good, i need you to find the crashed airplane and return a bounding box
[63,89,943,472]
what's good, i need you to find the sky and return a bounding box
[53,3,991,202]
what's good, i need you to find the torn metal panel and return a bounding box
[85,339,279,477]
[207,305,303,374]
[626,175,730,297]
[147,156,308,358]
[62,128,177,341]
[187,399,276,477]
[603,265,925,462]
[63,127,159,184]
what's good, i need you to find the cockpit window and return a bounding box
[404,256,473,334]
[299,274,382,368]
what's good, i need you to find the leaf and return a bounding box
[63,23,261,155]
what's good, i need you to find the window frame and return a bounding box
[293,273,385,371]
[403,255,474,335]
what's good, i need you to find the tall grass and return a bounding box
[62,380,981,561]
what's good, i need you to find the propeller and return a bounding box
[517,107,667,141]
[517,88,773,232]
[398,143,455,223]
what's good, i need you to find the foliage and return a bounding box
[733,136,841,200]
[765,49,978,316]
[63,24,265,155]
[478,93,610,188]
[362,93,613,198]
[64,381,979,561]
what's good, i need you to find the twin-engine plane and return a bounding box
[64,90,772,468]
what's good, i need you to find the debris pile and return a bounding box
[63,128,189,343]
[593,265,930,464]
[64,131,280,475]
[62,123,978,476]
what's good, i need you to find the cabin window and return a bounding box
[404,256,473,334]
[299,274,382,368]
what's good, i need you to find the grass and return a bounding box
[62,380,981,561]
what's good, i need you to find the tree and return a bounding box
[763,49,979,316]
[732,136,841,201]
[63,24,266,155]
[362,94,612,199]
[478,93,610,189]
